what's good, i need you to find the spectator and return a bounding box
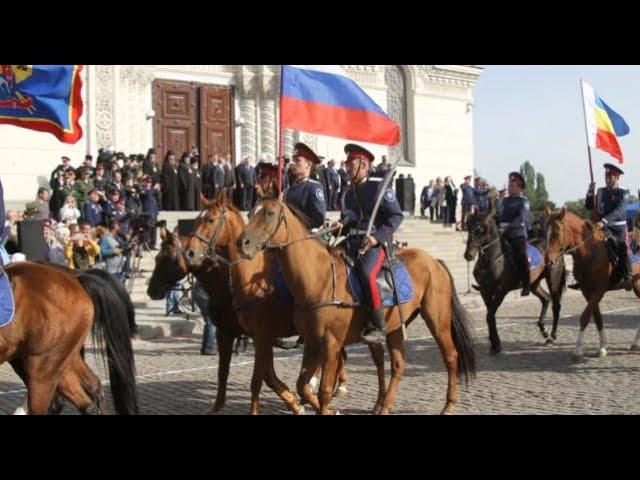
[59,195,82,224]
[179,152,196,211]
[161,151,180,211]
[193,281,216,356]
[104,189,121,220]
[34,187,50,221]
[337,160,349,208]
[443,176,457,228]
[82,155,96,178]
[421,180,435,220]
[110,170,125,198]
[140,176,160,250]
[73,168,94,208]
[84,189,105,227]
[191,156,203,211]
[460,175,475,231]
[98,220,125,282]
[50,156,74,185]
[474,177,490,213]
[64,223,101,271]
[326,159,341,211]
[49,226,70,267]
[433,178,445,221]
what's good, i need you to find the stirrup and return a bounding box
[362,328,386,345]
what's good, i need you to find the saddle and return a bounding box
[342,245,414,308]
[500,239,544,272]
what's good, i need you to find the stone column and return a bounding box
[95,65,115,149]
[259,66,278,159]
[238,68,258,160]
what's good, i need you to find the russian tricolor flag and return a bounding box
[581,80,630,163]
[280,65,401,146]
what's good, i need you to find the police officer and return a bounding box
[497,172,531,296]
[586,163,633,290]
[339,144,404,344]
[283,143,327,230]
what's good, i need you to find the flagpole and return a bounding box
[278,65,285,194]
[580,78,596,218]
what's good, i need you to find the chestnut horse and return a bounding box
[1,263,138,415]
[182,191,375,414]
[544,208,640,358]
[238,198,477,415]
[147,228,244,414]
[464,206,567,354]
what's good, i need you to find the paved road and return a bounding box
[2,288,639,415]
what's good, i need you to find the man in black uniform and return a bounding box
[339,144,404,344]
[497,172,531,296]
[586,163,633,290]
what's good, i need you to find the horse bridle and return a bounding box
[189,207,229,263]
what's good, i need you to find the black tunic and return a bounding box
[161,161,180,211]
[179,163,196,211]
[192,167,203,211]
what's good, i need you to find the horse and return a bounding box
[147,226,245,414]
[237,198,476,415]
[464,205,567,354]
[544,208,640,358]
[182,190,372,414]
[1,263,138,415]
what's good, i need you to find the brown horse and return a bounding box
[182,190,372,414]
[147,227,245,414]
[464,206,567,354]
[544,208,640,357]
[237,198,476,415]
[0,263,138,415]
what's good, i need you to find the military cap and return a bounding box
[509,171,526,189]
[293,143,321,165]
[604,163,624,176]
[345,144,375,163]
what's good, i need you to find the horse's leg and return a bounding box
[379,328,406,415]
[368,343,386,414]
[248,337,266,415]
[317,333,342,415]
[486,289,506,355]
[57,369,97,414]
[73,356,106,414]
[208,326,235,414]
[334,348,349,398]
[631,323,640,352]
[265,356,305,415]
[592,303,608,358]
[574,293,597,359]
[26,376,59,415]
[530,282,551,342]
[549,266,566,342]
[296,342,322,413]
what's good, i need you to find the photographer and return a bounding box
[64,221,101,271]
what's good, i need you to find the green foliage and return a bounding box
[518,161,555,214]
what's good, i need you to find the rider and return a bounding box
[339,144,404,344]
[282,143,327,230]
[497,172,531,297]
[276,144,328,350]
[586,163,633,290]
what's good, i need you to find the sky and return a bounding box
[473,65,640,205]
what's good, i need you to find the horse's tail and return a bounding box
[437,260,477,385]
[78,269,139,415]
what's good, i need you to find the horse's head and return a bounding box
[464,208,498,262]
[147,228,189,300]
[543,206,567,268]
[185,189,235,269]
[237,198,288,259]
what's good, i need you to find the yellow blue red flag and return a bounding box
[0,65,84,144]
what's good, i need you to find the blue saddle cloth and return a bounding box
[0,273,15,328]
[632,254,640,265]
[528,245,544,270]
[347,261,414,308]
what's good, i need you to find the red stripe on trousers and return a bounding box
[369,249,387,309]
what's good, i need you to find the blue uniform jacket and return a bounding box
[340,177,404,247]
[497,195,530,239]
[140,188,159,217]
[283,178,327,229]
[84,200,104,227]
[460,183,475,205]
[586,187,628,236]
[474,186,490,212]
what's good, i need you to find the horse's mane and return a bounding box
[283,202,312,229]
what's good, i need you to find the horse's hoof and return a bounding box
[334,386,348,398]
[630,344,640,352]
[489,346,502,356]
[294,405,306,415]
[207,402,224,415]
[571,352,584,361]
[545,338,555,346]
[335,410,341,416]
[597,348,608,358]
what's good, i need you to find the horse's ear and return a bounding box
[159,226,167,241]
[164,229,174,244]
[200,192,211,208]
[217,187,229,207]
[545,205,552,217]
[558,208,566,221]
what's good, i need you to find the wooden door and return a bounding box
[199,85,234,162]
[153,80,197,161]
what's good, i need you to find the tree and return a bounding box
[564,199,590,219]
[518,161,555,214]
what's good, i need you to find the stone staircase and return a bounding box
[132,213,574,339]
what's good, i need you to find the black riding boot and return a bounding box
[362,308,386,345]
[521,269,531,296]
[621,255,634,291]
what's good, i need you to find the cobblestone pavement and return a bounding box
[2,288,639,415]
